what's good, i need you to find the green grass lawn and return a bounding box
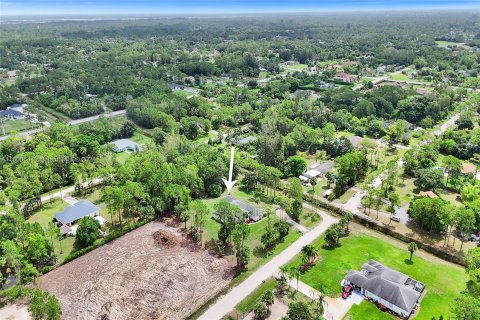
[2,119,40,134]
[27,199,77,264]
[390,73,410,81]
[27,199,67,228]
[131,131,154,145]
[235,278,278,313]
[114,151,131,164]
[230,277,319,319]
[53,236,76,264]
[201,186,302,281]
[346,301,395,320]
[395,177,417,207]
[435,40,459,46]
[285,233,468,320]
[284,64,308,72]
[334,189,355,204]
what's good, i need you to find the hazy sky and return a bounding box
[1,0,478,15]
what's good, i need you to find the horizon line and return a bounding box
[2,7,480,17]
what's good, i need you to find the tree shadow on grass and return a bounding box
[253,245,268,259]
[404,259,414,265]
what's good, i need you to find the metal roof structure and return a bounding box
[55,200,99,225]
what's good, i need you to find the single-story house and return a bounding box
[416,88,431,95]
[461,163,477,176]
[310,161,334,176]
[0,103,26,120]
[55,200,100,227]
[223,195,264,222]
[299,161,334,184]
[343,260,425,318]
[418,190,438,199]
[108,139,140,153]
[236,135,257,146]
[7,70,18,78]
[334,72,358,83]
[170,83,185,91]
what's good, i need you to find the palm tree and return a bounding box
[289,266,301,292]
[408,242,418,262]
[301,245,318,264]
[312,288,328,318]
[278,266,290,294]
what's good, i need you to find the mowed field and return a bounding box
[40,221,235,320]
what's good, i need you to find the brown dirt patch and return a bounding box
[39,221,235,320]
[153,229,178,248]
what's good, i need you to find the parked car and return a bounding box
[468,234,480,242]
[324,189,333,198]
[390,215,400,222]
[342,284,353,299]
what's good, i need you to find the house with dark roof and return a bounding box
[0,103,25,120]
[223,195,264,222]
[235,135,257,146]
[55,200,100,227]
[343,260,425,318]
[170,83,185,91]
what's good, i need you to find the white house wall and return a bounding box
[363,290,410,317]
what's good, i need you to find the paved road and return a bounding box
[40,178,103,204]
[67,109,126,125]
[275,205,309,234]
[0,110,127,141]
[343,110,462,225]
[198,204,338,320]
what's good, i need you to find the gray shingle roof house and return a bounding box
[170,83,185,91]
[108,139,140,153]
[55,200,100,226]
[0,103,25,120]
[236,135,257,146]
[343,260,424,318]
[310,161,334,175]
[224,195,263,222]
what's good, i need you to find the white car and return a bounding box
[390,215,400,222]
[469,234,480,242]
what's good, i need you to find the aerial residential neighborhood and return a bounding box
[1,2,480,320]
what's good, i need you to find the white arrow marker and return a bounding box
[222,146,237,193]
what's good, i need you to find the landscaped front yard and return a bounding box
[285,229,468,319]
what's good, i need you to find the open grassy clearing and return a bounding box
[435,40,460,46]
[131,130,154,145]
[27,198,67,228]
[2,119,40,134]
[284,229,468,320]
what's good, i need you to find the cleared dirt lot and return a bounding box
[40,221,235,320]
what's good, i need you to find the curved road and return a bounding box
[198,204,338,320]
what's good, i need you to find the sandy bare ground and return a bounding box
[40,221,235,320]
[0,304,31,320]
